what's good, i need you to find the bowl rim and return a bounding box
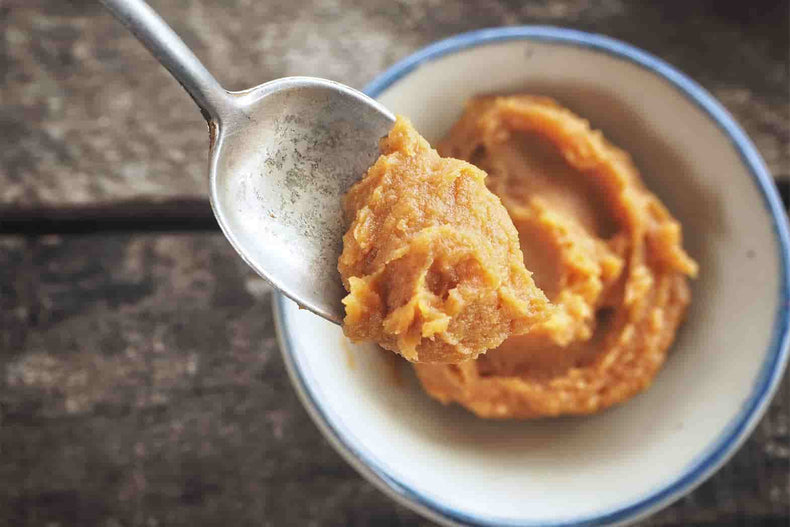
[274,26,790,527]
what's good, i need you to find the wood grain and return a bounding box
[0,0,788,525]
[0,0,787,206]
[0,233,787,526]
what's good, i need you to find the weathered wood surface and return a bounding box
[0,234,788,526]
[0,0,787,208]
[1,0,788,525]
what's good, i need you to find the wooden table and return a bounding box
[1,1,788,525]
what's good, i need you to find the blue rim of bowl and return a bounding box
[275,26,790,527]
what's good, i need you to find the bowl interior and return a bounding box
[277,32,788,526]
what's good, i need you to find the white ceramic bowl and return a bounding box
[274,27,790,526]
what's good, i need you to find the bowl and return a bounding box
[274,27,790,526]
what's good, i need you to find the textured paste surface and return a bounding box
[415,95,698,418]
[339,116,551,363]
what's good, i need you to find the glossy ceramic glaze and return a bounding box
[274,27,790,527]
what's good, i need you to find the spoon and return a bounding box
[101,0,395,324]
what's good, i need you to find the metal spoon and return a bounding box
[101,0,395,324]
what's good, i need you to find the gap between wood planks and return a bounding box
[0,198,218,234]
[0,181,787,235]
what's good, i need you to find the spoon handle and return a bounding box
[100,0,232,122]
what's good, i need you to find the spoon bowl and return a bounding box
[211,78,393,322]
[101,0,394,323]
